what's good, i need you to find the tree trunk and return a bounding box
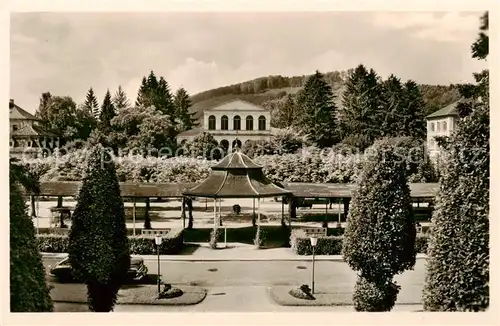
[187,197,194,229]
[144,197,151,229]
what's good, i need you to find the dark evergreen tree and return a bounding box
[271,94,301,129]
[135,77,150,108]
[343,138,416,311]
[174,87,197,131]
[99,90,117,132]
[423,11,489,312]
[378,74,405,137]
[10,158,53,312]
[296,70,338,148]
[156,77,176,119]
[84,87,100,119]
[68,144,130,312]
[339,65,381,149]
[113,85,131,111]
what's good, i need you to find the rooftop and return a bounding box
[426,101,459,119]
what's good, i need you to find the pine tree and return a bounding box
[403,80,426,140]
[378,74,404,137]
[156,77,175,118]
[84,87,100,119]
[339,65,381,149]
[10,159,53,312]
[68,144,130,312]
[135,77,150,108]
[113,85,130,111]
[423,11,489,312]
[174,87,197,131]
[99,90,116,132]
[271,94,301,129]
[296,70,337,148]
[343,138,416,311]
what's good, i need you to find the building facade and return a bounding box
[426,101,459,161]
[177,99,276,152]
[9,99,59,160]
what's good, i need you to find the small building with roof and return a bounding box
[426,101,460,160]
[177,99,280,154]
[9,99,60,159]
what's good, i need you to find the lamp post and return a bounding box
[310,236,318,294]
[154,235,163,294]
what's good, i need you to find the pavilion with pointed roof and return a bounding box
[183,147,292,228]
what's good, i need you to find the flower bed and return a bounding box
[290,229,429,255]
[37,228,184,254]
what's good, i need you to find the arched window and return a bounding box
[220,139,229,150]
[430,122,435,132]
[442,121,447,132]
[436,122,441,132]
[221,115,229,130]
[258,115,266,131]
[246,115,254,130]
[233,115,241,130]
[208,115,216,130]
[232,139,242,149]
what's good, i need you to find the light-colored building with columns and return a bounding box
[426,101,459,161]
[178,99,276,152]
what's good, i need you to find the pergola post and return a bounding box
[30,195,36,218]
[281,198,285,226]
[337,199,342,228]
[181,197,186,230]
[323,200,328,228]
[132,198,136,236]
[343,198,350,221]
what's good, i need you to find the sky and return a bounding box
[10,11,487,113]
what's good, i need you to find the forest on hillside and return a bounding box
[189,69,461,121]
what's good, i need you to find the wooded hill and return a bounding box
[188,70,460,126]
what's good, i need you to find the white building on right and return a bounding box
[426,101,460,160]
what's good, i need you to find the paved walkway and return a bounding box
[42,241,427,262]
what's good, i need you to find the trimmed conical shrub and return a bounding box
[68,144,130,312]
[10,160,53,312]
[343,138,416,311]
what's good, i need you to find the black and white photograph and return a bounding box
[4,0,494,324]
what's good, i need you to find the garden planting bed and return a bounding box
[49,283,207,306]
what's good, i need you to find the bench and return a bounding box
[141,229,171,237]
[302,227,327,237]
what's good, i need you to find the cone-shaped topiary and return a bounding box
[68,144,130,312]
[342,138,416,311]
[10,160,54,312]
[423,104,489,312]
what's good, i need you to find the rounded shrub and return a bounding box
[353,276,400,312]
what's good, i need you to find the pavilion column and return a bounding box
[133,198,137,236]
[213,197,217,229]
[252,198,256,227]
[219,198,222,226]
[288,196,297,220]
[57,196,63,208]
[187,197,194,229]
[257,197,261,226]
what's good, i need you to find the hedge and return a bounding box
[290,229,429,255]
[37,228,184,255]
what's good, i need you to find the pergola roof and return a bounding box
[282,182,440,199]
[31,181,197,198]
[183,150,292,198]
[31,181,439,200]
